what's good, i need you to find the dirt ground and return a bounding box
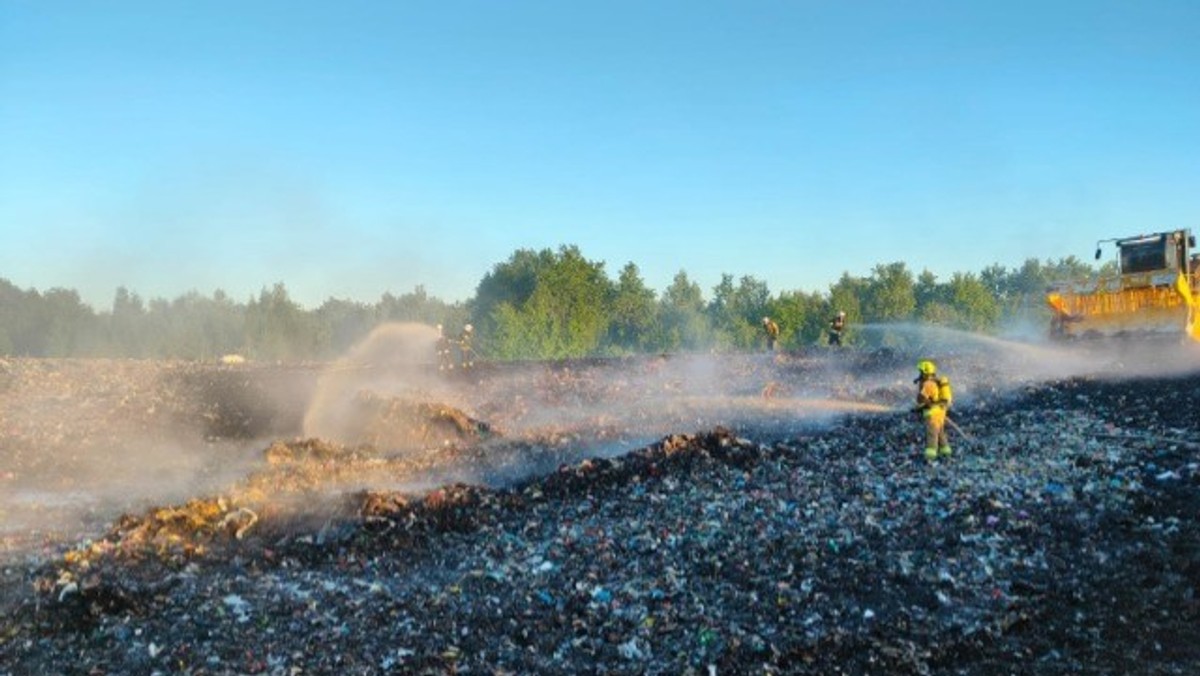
[0,337,1197,674]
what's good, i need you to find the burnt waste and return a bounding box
[0,349,1198,674]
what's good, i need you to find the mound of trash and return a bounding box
[2,350,1198,674]
[338,391,495,449]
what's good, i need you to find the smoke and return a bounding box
[302,322,443,445]
[0,431,267,562]
[0,358,303,559]
[451,351,899,445]
[6,319,1197,563]
[855,321,1200,396]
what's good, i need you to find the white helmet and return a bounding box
[464,324,473,332]
[838,311,845,317]
[762,317,770,324]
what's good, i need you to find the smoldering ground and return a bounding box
[0,358,315,558]
[4,323,1199,674]
[3,321,1198,564]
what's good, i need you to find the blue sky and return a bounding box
[2,1,1197,310]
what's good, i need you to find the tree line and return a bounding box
[0,245,1102,361]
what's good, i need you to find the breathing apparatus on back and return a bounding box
[936,375,952,407]
[914,360,952,406]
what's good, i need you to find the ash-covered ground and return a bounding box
[1,326,1198,675]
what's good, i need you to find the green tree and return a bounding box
[709,274,771,350]
[526,246,612,358]
[914,269,943,315]
[378,285,453,326]
[859,263,917,346]
[946,272,1000,331]
[41,288,97,356]
[607,262,657,353]
[315,298,376,357]
[245,283,315,360]
[767,289,826,347]
[1047,255,1097,281]
[165,292,214,359]
[490,302,537,360]
[655,271,711,351]
[470,248,557,338]
[108,286,147,356]
[485,246,613,359]
[918,300,960,326]
[979,263,1011,305]
[0,278,42,355]
[206,289,246,357]
[863,262,916,323]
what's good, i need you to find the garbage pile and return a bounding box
[0,348,1198,674]
[335,391,495,449]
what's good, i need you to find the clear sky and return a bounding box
[2,1,1197,310]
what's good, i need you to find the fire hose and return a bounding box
[944,414,973,441]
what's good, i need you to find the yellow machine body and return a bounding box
[1046,230,1200,342]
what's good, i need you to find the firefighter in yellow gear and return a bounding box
[828,311,846,346]
[458,324,476,370]
[914,359,953,461]
[761,316,780,352]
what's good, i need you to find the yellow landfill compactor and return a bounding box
[1045,229,1200,342]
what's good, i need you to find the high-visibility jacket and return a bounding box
[917,376,952,416]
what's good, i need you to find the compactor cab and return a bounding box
[1046,229,1199,342]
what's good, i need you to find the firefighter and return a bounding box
[458,324,475,370]
[761,316,780,352]
[435,324,453,371]
[828,311,846,346]
[914,359,953,462]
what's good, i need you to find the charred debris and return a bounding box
[0,350,1198,675]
